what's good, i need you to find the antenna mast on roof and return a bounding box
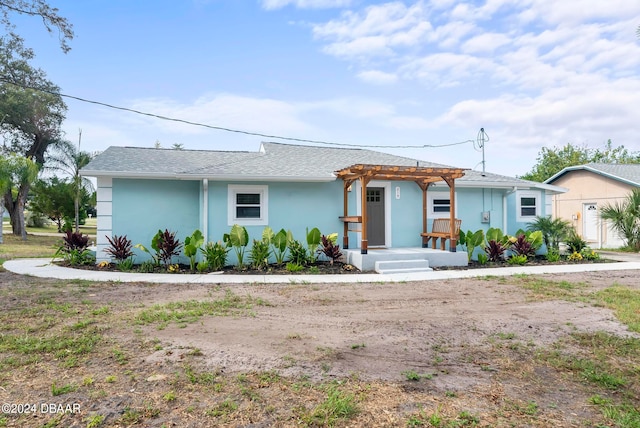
[476,128,489,176]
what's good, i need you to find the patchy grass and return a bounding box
[594,285,640,332]
[0,234,61,262]
[134,290,269,329]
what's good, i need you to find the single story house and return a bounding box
[544,163,640,248]
[81,142,566,268]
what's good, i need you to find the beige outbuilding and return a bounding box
[545,164,640,249]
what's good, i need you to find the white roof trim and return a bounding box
[545,165,640,187]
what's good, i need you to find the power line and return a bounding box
[0,77,475,149]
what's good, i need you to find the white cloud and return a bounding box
[261,0,352,10]
[313,1,431,60]
[461,32,511,54]
[357,70,398,85]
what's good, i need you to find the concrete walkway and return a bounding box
[4,254,640,284]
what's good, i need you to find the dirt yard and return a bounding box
[1,269,639,427]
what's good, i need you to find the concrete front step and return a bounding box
[375,259,432,274]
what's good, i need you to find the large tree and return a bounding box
[0,0,73,53]
[0,36,67,237]
[520,140,640,182]
[0,152,37,240]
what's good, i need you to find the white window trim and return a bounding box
[427,191,457,219]
[516,191,540,222]
[227,184,268,226]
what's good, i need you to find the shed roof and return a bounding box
[545,163,640,187]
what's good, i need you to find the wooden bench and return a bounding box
[421,218,462,250]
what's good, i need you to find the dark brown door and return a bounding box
[366,188,385,246]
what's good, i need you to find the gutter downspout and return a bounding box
[202,179,208,241]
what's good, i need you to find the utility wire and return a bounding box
[0,77,475,149]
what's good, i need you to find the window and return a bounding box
[516,191,539,221]
[427,192,455,219]
[433,198,450,213]
[228,185,268,226]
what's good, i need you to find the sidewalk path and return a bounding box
[4,256,640,284]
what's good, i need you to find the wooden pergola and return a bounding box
[335,164,467,254]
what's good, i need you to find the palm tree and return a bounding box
[45,136,94,233]
[600,189,640,250]
[527,216,571,250]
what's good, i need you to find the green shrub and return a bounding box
[565,229,587,253]
[184,229,205,271]
[286,262,304,272]
[545,248,561,262]
[477,252,488,265]
[581,247,600,260]
[223,224,249,268]
[288,240,309,266]
[117,257,134,272]
[507,254,528,265]
[250,239,271,270]
[201,241,228,271]
[138,260,156,273]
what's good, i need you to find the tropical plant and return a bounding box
[510,234,536,258]
[201,241,228,271]
[285,262,304,272]
[600,189,640,250]
[271,228,291,265]
[527,216,571,251]
[249,239,271,270]
[580,247,600,261]
[485,240,508,262]
[55,230,93,266]
[152,229,182,268]
[223,224,249,268]
[318,233,343,265]
[476,252,488,265]
[104,235,134,263]
[565,229,587,253]
[458,229,485,261]
[507,254,528,265]
[288,239,309,266]
[483,227,510,262]
[184,229,204,271]
[306,227,321,263]
[45,138,95,233]
[545,248,561,262]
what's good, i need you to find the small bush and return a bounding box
[117,257,135,272]
[318,233,342,265]
[138,260,156,273]
[507,254,528,265]
[286,262,304,272]
[568,251,583,261]
[565,229,587,253]
[250,239,271,270]
[477,252,488,265]
[154,229,183,268]
[288,240,309,266]
[104,235,134,262]
[581,247,600,260]
[201,241,228,271]
[545,248,561,262]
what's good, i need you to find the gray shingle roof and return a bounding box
[81,142,564,192]
[545,163,640,186]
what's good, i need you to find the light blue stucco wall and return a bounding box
[108,176,549,265]
[206,181,345,245]
[112,178,200,263]
[506,189,547,233]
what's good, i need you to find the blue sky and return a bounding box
[13,0,640,177]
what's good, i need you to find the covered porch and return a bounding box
[335,163,467,254]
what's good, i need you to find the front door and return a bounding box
[583,203,598,242]
[366,187,385,246]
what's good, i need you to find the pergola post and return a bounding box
[360,176,370,254]
[417,182,429,248]
[444,177,457,252]
[342,181,351,249]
